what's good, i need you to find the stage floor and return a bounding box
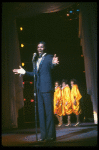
[2,123,97,147]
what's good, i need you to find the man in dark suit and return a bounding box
[13,41,59,141]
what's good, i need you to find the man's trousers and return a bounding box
[37,91,56,140]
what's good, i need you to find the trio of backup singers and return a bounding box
[53,79,82,127]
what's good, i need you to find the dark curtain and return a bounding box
[79,2,97,124]
[2,4,24,129]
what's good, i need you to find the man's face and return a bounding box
[37,43,45,56]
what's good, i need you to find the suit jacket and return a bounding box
[26,54,54,92]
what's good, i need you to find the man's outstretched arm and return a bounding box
[13,66,34,77]
[13,66,26,75]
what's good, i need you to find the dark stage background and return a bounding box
[16,3,93,128]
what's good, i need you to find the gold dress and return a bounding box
[71,84,82,115]
[61,86,72,116]
[53,87,62,116]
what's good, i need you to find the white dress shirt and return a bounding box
[36,53,47,71]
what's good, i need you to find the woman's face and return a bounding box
[71,81,74,87]
[62,82,66,88]
[55,82,58,88]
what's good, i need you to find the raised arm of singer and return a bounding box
[13,41,59,142]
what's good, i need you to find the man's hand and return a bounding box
[13,66,26,75]
[52,54,59,64]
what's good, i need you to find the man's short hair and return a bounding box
[38,41,46,50]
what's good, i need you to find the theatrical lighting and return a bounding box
[30,82,33,84]
[67,14,69,16]
[22,62,25,66]
[81,55,84,57]
[30,99,34,102]
[20,27,23,31]
[21,44,24,47]
[93,111,98,124]
[69,11,73,13]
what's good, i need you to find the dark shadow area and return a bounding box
[2,124,97,147]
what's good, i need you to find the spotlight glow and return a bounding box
[67,14,69,16]
[22,62,25,66]
[31,99,34,102]
[69,11,73,13]
[93,111,98,124]
[20,27,23,31]
[21,44,24,47]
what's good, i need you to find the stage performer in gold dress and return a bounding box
[61,80,72,126]
[53,81,62,126]
[70,79,82,126]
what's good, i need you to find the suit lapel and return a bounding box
[37,54,47,72]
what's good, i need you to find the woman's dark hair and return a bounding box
[70,79,77,84]
[62,79,68,84]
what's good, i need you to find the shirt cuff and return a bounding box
[21,69,26,75]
